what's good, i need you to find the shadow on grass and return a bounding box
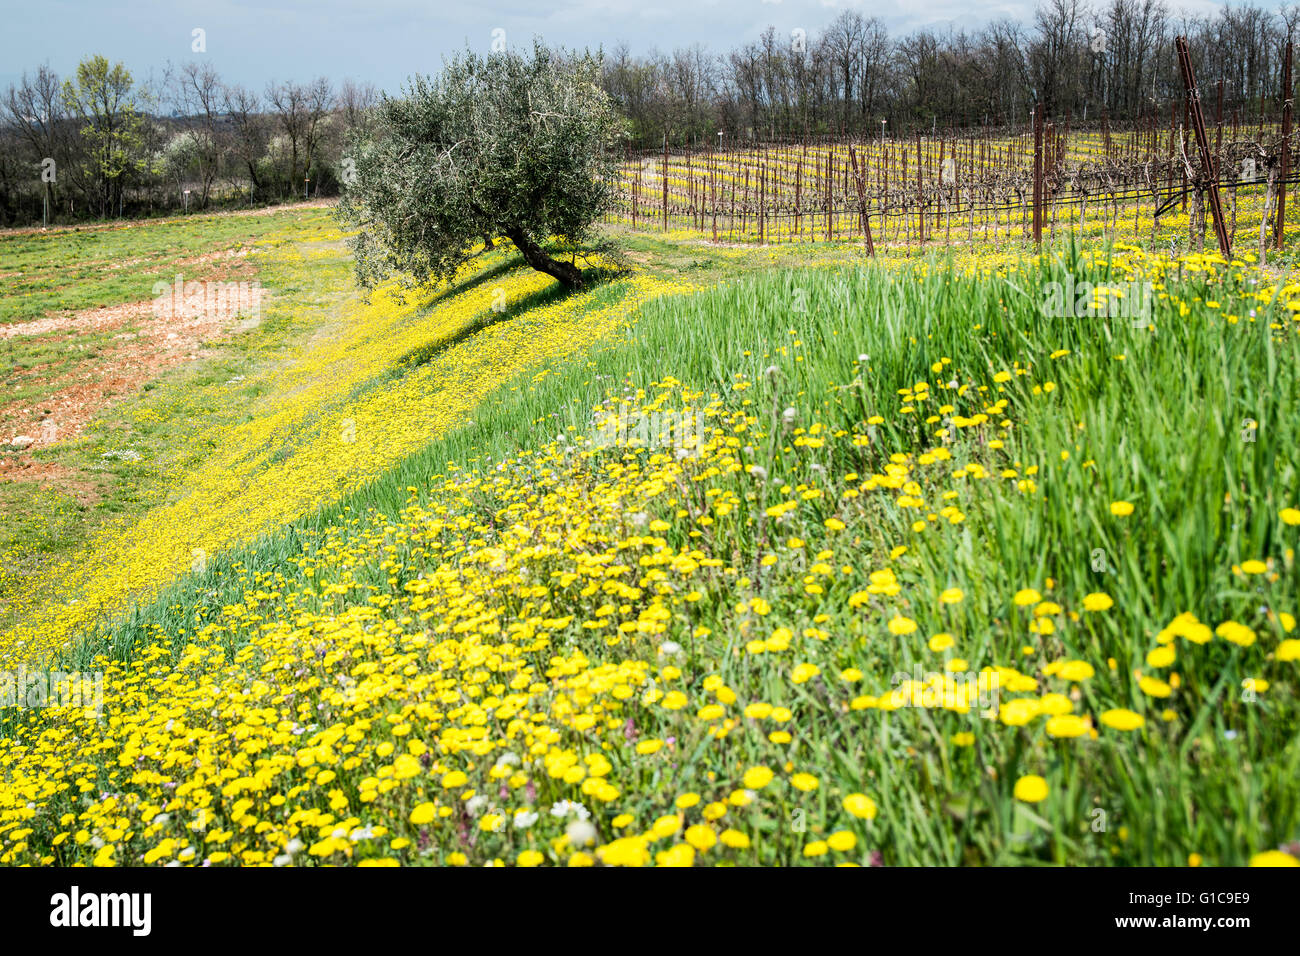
[393,262,626,372]
[416,255,523,308]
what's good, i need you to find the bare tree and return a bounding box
[823,10,867,132]
[4,65,66,215]
[266,79,308,195]
[667,45,719,142]
[1031,0,1089,116]
[303,78,335,197]
[170,60,225,206]
[338,78,379,136]
[224,83,266,199]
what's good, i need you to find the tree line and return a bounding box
[606,0,1300,145]
[0,55,379,226]
[3,0,1298,227]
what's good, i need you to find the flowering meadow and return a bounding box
[1,221,684,660]
[2,212,1299,866]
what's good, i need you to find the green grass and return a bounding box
[0,210,348,631]
[35,235,1297,865]
[0,207,323,323]
[4,197,1298,865]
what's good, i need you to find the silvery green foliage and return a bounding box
[338,43,622,290]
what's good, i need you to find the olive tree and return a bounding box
[338,43,622,291]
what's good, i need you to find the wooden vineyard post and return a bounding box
[1048,121,1057,239]
[937,137,946,236]
[1182,96,1189,214]
[916,131,924,243]
[824,149,832,241]
[729,157,737,242]
[1277,40,1292,250]
[945,138,953,243]
[1175,36,1232,257]
[795,155,802,240]
[712,141,722,247]
[968,133,976,242]
[847,144,876,255]
[902,146,910,242]
[882,142,889,241]
[1215,80,1224,179]
[742,167,750,238]
[1212,80,1224,243]
[1032,103,1043,247]
[686,140,694,231]
[662,133,669,232]
[664,135,672,231]
[1170,102,1180,227]
[843,154,851,241]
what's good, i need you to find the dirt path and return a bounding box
[1,243,270,494]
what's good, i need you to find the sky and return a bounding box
[0,0,1250,96]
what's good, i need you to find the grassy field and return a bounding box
[0,208,336,633]
[0,203,1298,867]
[0,214,886,645]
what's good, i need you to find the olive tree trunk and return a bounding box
[505,228,584,289]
